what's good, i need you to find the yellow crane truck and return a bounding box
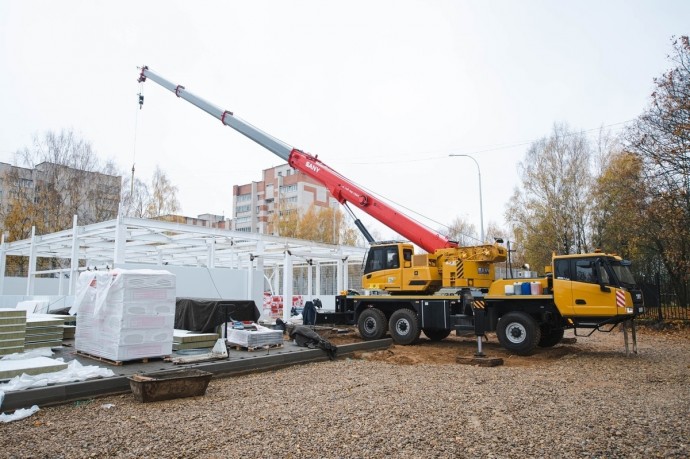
[138,66,644,356]
[337,246,644,355]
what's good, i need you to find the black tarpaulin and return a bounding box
[175,298,260,333]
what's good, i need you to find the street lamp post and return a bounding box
[449,154,484,243]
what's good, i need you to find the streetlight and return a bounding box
[449,154,484,243]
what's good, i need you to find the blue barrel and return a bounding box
[521,282,531,295]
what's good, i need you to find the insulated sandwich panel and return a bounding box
[0,309,26,355]
[0,356,68,380]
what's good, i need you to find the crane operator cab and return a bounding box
[362,241,507,295]
[363,243,427,294]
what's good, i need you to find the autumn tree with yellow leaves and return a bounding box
[271,203,360,246]
[624,36,690,306]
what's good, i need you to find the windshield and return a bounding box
[609,260,637,288]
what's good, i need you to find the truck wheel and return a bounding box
[423,328,451,342]
[538,327,564,348]
[497,312,541,356]
[357,308,388,340]
[389,309,421,345]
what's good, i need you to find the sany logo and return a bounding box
[305,161,320,173]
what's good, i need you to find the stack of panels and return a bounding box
[37,314,77,340]
[173,329,220,351]
[0,309,26,356]
[25,316,64,350]
[75,269,176,362]
[62,323,76,340]
[227,328,284,348]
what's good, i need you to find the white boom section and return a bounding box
[138,66,292,161]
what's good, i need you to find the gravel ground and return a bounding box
[1,325,689,458]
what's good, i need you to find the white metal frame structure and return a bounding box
[0,215,366,318]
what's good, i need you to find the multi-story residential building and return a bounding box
[0,161,121,229]
[156,213,231,229]
[232,163,337,234]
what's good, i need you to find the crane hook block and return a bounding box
[138,93,144,109]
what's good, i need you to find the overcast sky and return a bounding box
[0,1,687,242]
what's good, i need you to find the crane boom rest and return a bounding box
[138,66,506,295]
[138,67,642,356]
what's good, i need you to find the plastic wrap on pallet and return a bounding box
[72,269,176,362]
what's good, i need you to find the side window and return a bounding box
[595,259,612,285]
[386,248,399,269]
[599,265,610,285]
[403,249,413,267]
[554,259,571,280]
[575,259,597,284]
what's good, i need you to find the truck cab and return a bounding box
[485,252,644,355]
[551,253,643,319]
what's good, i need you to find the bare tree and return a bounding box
[9,129,121,232]
[444,216,478,247]
[120,175,151,218]
[506,123,595,270]
[144,166,180,218]
[0,129,120,275]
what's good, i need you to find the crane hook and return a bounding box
[138,93,144,109]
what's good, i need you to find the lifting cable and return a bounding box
[131,79,145,201]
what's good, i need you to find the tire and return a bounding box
[389,309,421,345]
[357,308,388,340]
[423,328,451,342]
[538,327,564,348]
[496,312,541,356]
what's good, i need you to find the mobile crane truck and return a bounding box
[138,66,644,356]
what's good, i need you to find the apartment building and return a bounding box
[0,161,121,228]
[156,213,231,229]
[232,163,337,234]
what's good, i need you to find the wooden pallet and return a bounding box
[75,350,170,366]
[228,343,283,352]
